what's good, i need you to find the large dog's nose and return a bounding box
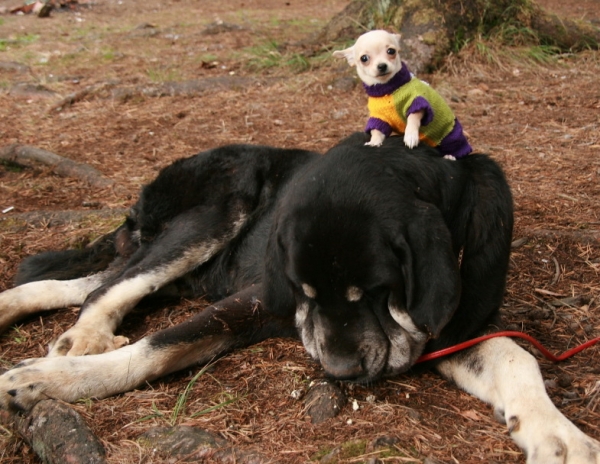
[377,63,388,74]
[320,355,365,381]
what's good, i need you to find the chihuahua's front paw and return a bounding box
[443,155,457,161]
[366,130,385,147]
[403,130,420,149]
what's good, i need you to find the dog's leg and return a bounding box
[365,129,386,147]
[404,110,423,149]
[48,208,250,357]
[0,286,295,411]
[436,337,600,464]
[0,271,113,334]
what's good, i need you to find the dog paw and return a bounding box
[403,130,420,149]
[511,412,600,464]
[366,130,385,147]
[0,357,84,410]
[48,325,129,357]
[443,155,457,161]
[0,343,150,411]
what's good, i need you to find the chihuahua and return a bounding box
[333,30,471,159]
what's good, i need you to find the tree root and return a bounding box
[0,209,127,232]
[0,144,115,189]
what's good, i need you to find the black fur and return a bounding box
[13,133,513,381]
[15,232,119,285]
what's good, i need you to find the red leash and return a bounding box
[415,330,600,364]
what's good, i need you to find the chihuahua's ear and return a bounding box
[332,47,356,66]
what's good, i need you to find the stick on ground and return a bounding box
[0,144,115,189]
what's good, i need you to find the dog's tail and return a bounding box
[14,226,124,285]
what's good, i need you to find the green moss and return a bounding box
[340,439,368,457]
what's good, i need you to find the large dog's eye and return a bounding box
[360,54,369,64]
[387,48,396,57]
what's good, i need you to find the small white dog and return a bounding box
[333,30,471,159]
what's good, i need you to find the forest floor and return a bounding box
[0,0,599,462]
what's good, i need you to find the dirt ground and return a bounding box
[0,0,599,463]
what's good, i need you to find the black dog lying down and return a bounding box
[0,133,598,463]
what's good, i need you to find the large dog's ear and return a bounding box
[393,205,460,339]
[262,227,296,318]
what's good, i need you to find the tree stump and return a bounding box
[319,0,600,73]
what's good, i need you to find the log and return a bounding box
[0,400,106,464]
[0,144,115,189]
[524,228,600,245]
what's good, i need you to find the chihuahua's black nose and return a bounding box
[377,63,388,74]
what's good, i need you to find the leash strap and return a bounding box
[415,331,600,364]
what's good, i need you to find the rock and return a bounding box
[304,380,346,424]
[330,76,357,92]
[138,425,226,457]
[0,400,106,464]
[202,22,245,35]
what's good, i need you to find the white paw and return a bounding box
[366,131,385,147]
[510,411,600,464]
[0,357,86,410]
[48,324,129,357]
[0,343,148,411]
[443,155,457,161]
[403,130,420,149]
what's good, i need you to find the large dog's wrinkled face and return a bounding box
[288,210,430,382]
[263,170,461,383]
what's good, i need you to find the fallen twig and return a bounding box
[48,82,115,113]
[550,256,561,286]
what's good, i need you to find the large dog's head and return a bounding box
[263,145,461,383]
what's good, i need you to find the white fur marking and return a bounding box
[0,335,233,409]
[388,305,422,338]
[437,337,600,463]
[345,286,363,302]
[0,273,106,330]
[295,301,310,327]
[301,283,317,299]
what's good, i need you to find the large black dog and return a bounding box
[0,133,598,463]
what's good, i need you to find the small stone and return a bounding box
[304,380,346,424]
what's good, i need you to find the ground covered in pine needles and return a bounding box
[0,0,599,462]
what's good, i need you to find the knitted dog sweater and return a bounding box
[364,62,472,158]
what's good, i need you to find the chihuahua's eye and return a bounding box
[360,55,369,63]
[387,48,396,56]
